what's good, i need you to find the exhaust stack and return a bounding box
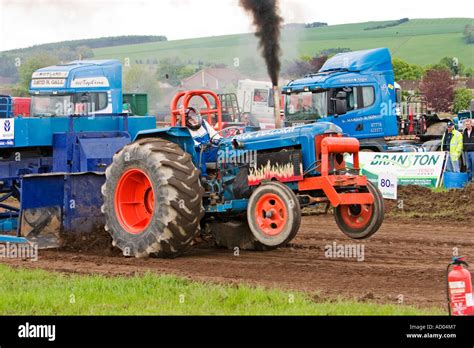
[273,86,282,129]
[238,0,283,128]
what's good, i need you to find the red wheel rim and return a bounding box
[339,204,373,230]
[114,168,155,235]
[255,193,288,236]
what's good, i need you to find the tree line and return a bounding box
[0,36,168,82]
[365,18,409,31]
[4,35,167,54]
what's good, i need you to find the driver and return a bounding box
[74,93,90,115]
[185,107,222,178]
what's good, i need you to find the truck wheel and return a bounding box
[246,182,301,249]
[334,181,384,239]
[101,138,205,258]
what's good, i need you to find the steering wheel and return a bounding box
[210,126,244,145]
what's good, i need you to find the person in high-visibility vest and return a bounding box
[441,121,463,172]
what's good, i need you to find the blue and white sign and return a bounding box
[31,79,66,88]
[345,152,446,188]
[71,77,110,88]
[0,118,14,146]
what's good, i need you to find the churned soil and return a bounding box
[385,184,474,224]
[2,213,472,311]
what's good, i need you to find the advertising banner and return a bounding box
[345,152,447,188]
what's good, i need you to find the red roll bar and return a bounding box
[170,90,223,131]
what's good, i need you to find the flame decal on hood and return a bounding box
[248,160,303,185]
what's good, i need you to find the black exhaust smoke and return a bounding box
[239,0,282,86]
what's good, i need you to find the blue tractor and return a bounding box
[0,60,155,246]
[283,48,447,152]
[101,90,384,258]
[0,62,384,257]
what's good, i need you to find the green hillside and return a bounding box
[93,18,474,68]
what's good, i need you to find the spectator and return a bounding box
[463,119,474,181]
[441,121,463,172]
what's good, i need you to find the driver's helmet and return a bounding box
[185,107,202,130]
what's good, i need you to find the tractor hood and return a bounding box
[228,122,343,177]
[230,122,342,150]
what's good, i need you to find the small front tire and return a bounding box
[334,181,384,239]
[246,182,301,249]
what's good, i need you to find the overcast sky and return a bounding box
[0,0,472,51]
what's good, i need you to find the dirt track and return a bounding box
[2,214,472,310]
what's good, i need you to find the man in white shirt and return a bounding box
[185,107,222,178]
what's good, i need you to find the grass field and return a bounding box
[0,265,442,315]
[93,18,474,68]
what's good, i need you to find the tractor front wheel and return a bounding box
[246,182,301,249]
[101,138,205,258]
[334,181,384,239]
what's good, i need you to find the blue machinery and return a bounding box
[0,60,155,245]
[283,48,445,152]
[0,95,13,118]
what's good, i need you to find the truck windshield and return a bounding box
[31,92,108,117]
[285,91,327,121]
[31,95,73,117]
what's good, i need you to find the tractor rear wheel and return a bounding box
[101,138,205,258]
[246,182,301,249]
[334,181,384,239]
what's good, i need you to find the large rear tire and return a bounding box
[101,138,205,258]
[334,181,384,239]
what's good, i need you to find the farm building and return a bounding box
[182,68,247,92]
